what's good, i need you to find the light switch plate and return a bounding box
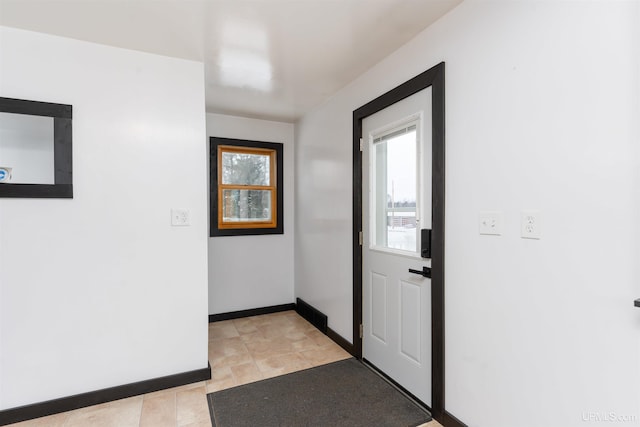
[479,211,503,235]
[171,209,191,226]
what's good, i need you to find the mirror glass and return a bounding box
[0,112,55,184]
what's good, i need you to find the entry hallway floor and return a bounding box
[8,311,442,427]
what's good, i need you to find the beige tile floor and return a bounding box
[8,310,442,427]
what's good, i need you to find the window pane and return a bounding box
[373,129,418,252]
[222,152,270,185]
[222,189,272,222]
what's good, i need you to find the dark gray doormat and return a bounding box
[207,358,431,427]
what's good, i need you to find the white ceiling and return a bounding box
[0,0,462,122]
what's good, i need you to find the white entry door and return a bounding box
[362,87,432,406]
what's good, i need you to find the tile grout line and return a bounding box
[136,392,144,427]
[172,391,177,427]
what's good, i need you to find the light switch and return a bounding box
[171,209,191,226]
[479,211,503,235]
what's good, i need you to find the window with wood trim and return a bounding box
[210,137,283,236]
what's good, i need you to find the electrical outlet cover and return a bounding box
[521,210,541,239]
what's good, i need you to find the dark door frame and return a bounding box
[352,62,445,421]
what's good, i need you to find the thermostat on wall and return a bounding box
[0,167,12,183]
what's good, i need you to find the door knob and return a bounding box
[408,266,431,278]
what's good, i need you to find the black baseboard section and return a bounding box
[0,363,211,426]
[442,410,469,427]
[295,299,354,356]
[295,298,328,333]
[327,327,355,356]
[209,303,296,323]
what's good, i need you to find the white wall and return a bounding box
[295,1,640,426]
[0,27,209,409]
[207,113,294,314]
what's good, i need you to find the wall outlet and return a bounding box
[171,209,191,226]
[521,210,541,239]
[479,211,503,235]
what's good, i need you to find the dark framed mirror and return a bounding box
[0,97,73,198]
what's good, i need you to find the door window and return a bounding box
[370,120,420,254]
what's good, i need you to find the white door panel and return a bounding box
[370,272,388,342]
[362,87,432,405]
[400,279,421,363]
